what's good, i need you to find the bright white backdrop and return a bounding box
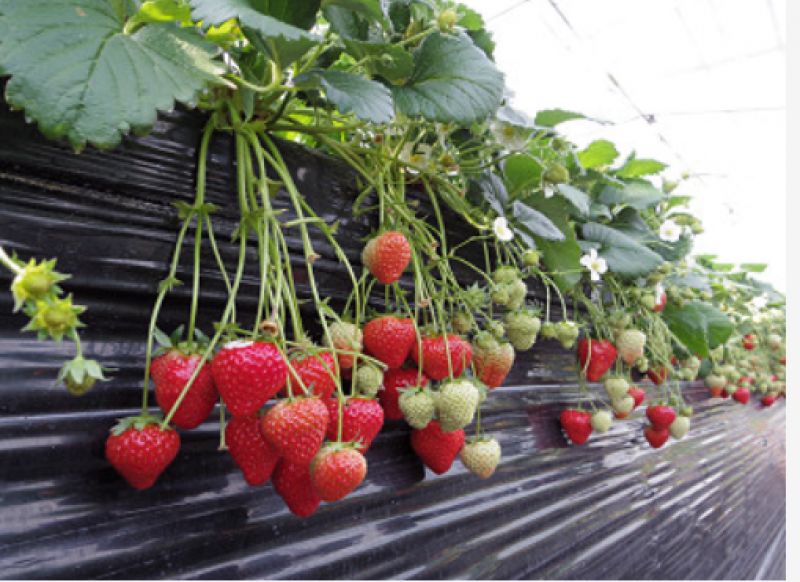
[463,0,786,291]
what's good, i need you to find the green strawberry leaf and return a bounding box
[502,153,541,196]
[294,70,394,123]
[577,139,618,169]
[530,197,582,291]
[534,108,584,127]
[556,184,590,216]
[581,222,663,277]
[599,180,665,209]
[511,201,565,241]
[616,157,668,178]
[343,40,414,83]
[662,301,733,358]
[739,263,768,273]
[471,173,508,217]
[322,0,387,26]
[392,32,504,124]
[0,0,226,151]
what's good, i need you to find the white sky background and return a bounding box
[463,0,786,292]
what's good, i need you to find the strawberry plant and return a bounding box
[0,0,785,511]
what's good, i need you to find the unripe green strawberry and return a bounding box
[544,163,570,184]
[662,179,679,193]
[591,410,613,433]
[709,345,724,360]
[460,437,501,479]
[615,329,646,366]
[522,249,540,267]
[491,285,510,306]
[24,295,85,341]
[437,379,480,432]
[679,406,693,417]
[555,321,579,349]
[640,294,656,310]
[684,356,701,371]
[452,310,474,334]
[355,364,384,398]
[611,395,635,414]
[540,321,557,339]
[505,279,528,311]
[486,319,505,339]
[634,356,649,373]
[505,311,541,351]
[669,416,690,439]
[437,8,458,30]
[608,310,632,331]
[767,334,782,350]
[9,257,68,311]
[399,387,435,429]
[705,374,727,389]
[604,377,629,400]
[492,266,519,285]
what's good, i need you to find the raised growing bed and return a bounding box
[0,104,786,579]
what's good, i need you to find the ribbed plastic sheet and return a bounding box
[0,105,786,580]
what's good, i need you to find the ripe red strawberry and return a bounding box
[324,397,384,453]
[653,288,667,313]
[628,386,646,409]
[733,387,750,405]
[646,405,676,430]
[272,460,321,518]
[720,388,730,399]
[363,316,416,369]
[105,416,180,490]
[380,368,428,420]
[410,420,465,474]
[761,394,776,407]
[225,415,279,486]
[152,350,217,430]
[742,333,756,350]
[473,333,515,389]
[280,352,338,399]
[211,340,288,417]
[362,231,412,284]
[310,444,367,501]
[260,397,329,465]
[646,367,668,385]
[411,334,473,381]
[644,425,669,449]
[576,338,617,382]
[559,409,592,445]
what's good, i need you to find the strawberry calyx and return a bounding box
[110,413,170,436]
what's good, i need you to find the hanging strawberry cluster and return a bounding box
[0,0,785,518]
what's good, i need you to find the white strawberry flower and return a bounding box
[659,219,681,243]
[751,294,768,310]
[493,217,514,242]
[580,248,608,281]
[489,119,528,151]
[543,184,556,198]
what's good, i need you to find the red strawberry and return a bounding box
[324,397,384,453]
[576,338,617,382]
[761,394,776,407]
[733,387,750,405]
[720,388,730,399]
[272,460,321,518]
[280,352,338,399]
[362,231,412,284]
[310,444,367,502]
[225,415,280,486]
[709,387,724,398]
[628,386,646,409]
[644,425,669,448]
[152,350,217,430]
[260,397,329,465]
[411,334,473,381]
[614,410,630,420]
[780,356,786,365]
[105,416,180,490]
[410,420,465,474]
[646,367,669,385]
[559,409,593,445]
[211,340,288,417]
[363,316,417,369]
[646,405,676,430]
[742,333,756,350]
[380,368,428,420]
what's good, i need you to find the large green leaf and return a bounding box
[511,201,565,241]
[532,197,582,291]
[616,158,667,178]
[343,40,414,83]
[662,301,734,358]
[322,0,386,25]
[190,0,318,64]
[294,70,394,123]
[534,108,584,127]
[556,184,590,216]
[0,0,225,151]
[578,139,618,169]
[599,180,665,209]
[264,0,321,29]
[581,222,663,277]
[502,153,541,195]
[471,173,508,217]
[392,32,504,124]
